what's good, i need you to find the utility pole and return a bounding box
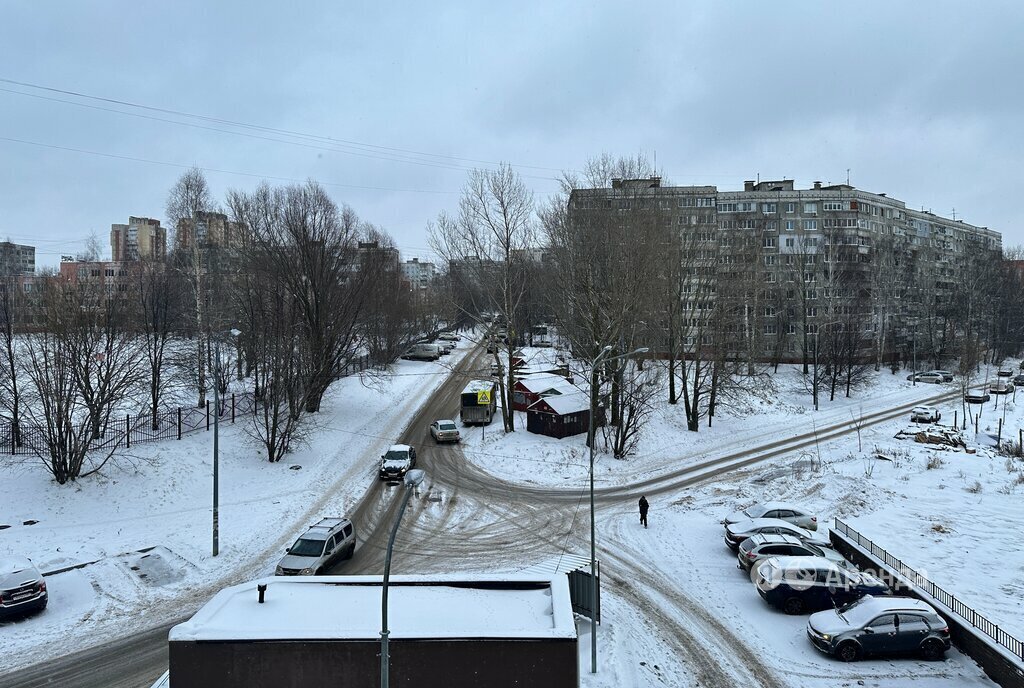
[213,339,220,557]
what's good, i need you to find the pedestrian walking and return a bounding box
[638,495,649,528]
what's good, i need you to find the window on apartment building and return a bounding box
[717,202,737,212]
[766,220,777,230]
[763,237,776,248]
[786,289,795,299]
[804,237,819,247]
[784,238,795,248]
[762,203,777,213]
[738,202,755,212]
[763,255,776,266]
[785,220,795,231]
[678,197,695,208]
[786,202,796,213]
[804,202,817,214]
[823,201,845,211]
[23,283,31,293]
[806,290,818,300]
[806,309,818,319]
[91,269,100,277]
[787,323,797,335]
[804,272,816,283]
[803,220,818,231]
[764,306,777,317]
[764,272,776,283]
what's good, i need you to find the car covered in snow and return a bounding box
[990,379,1015,395]
[724,518,830,552]
[754,556,890,614]
[910,406,941,423]
[0,556,47,620]
[437,332,460,342]
[379,444,417,481]
[737,533,855,573]
[429,419,460,443]
[276,517,356,576]
[723,501,818,531]
[807,595,950,661]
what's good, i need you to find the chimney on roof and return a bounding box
[813,181,822,190]
[611,178,622,189]
[258,583,267,603]
[744,180,755,192]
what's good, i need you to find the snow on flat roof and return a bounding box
[170,574,576,642]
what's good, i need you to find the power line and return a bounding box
[0,76,568,178]
[0,135,460,195]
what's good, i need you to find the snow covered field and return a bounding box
[0,341,474,671]
[2,340,1020,687]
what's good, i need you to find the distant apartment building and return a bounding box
[0,242,36,274]
[174,211,247,251]
[59,258,132,299]
[569,177,1002,360]
[401,257,436,289]
[110,216,167,261]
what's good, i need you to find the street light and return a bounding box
[212,328,241,558]
[381,468,425,688]
[587,345,648,674]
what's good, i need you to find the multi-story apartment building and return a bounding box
[110,216,167,261]
[0,242,36,275]
[174,211,247,251]
[401,257,436,290]
[568,177,1002,362]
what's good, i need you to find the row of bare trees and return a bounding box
[0,169,438,482]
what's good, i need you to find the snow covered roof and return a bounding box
[516,373,575,394]
[528,391,591,415]
[169,574,576,642]
[387,444,412,452]
[462,379,495,394]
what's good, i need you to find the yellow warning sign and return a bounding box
[477,389,492,405]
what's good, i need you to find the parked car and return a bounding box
[723,502,818,531]
[990,380,1015,395]
[737,533,855,573]
[0,556,47,620]
[379,444,417,481]
[429,419,460,443]
[997,369,1013,378]
[276,517,356,576]
[437,332,460,342]
[724,518,830,552]
[928,370,954,382]
[401,344,440,361]
[910,406,941,423]
[1014,373,1024,386]
[906,372,944,384]
[434,340,454,355]
[807,596,950,661]
[754,556,890,614]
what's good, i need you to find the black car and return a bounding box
[0,557,48,620]
[754,556,890,614]
[807,596,950,662]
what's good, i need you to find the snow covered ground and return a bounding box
[0,340,474,671]
[2,341,1020,687]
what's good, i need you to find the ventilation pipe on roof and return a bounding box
[258,583,267,603]
[813,181,822,190]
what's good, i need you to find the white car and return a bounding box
[910,406,941,423]
[907,372,944,384]
[429,419,460,443]
[723,501,818,531]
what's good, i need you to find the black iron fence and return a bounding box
[0,353,372,456]
[834,518,1024,661]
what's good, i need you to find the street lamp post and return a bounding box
[587,345,647,674]
[381,468,425,688]
[212,329,240,558]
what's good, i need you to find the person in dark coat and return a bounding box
[638,496,649,528]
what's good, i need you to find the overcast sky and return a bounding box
[2,1,1022,267]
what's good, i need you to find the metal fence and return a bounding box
[0,353,372,456]
[834,518,1024,661]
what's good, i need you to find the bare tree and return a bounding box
[166,167,214,408]
[134,258,181,428]
[0,262,26,447]
[430,164,536,433]
[228,180,368,413]
[605,357,662,458]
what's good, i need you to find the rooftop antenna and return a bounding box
[951,207,957,221]
[846,168,850,185]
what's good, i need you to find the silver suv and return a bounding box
[276,517,356,576]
